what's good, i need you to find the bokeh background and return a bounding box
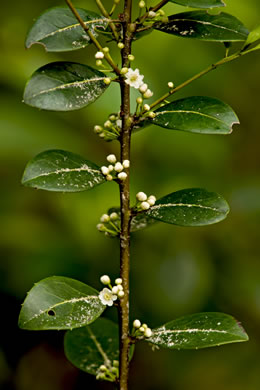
[1,0,260,389]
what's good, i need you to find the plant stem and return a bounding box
[65,0,121,75]
[118,0,133,388]
[149,51,244,110]
[95,0,120,41]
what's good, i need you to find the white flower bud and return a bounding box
[99,132,105,138]
[117,284,123,291]
[106,174,113,181]
[142,323,148,330]
[133,319,141,328]
[148,11,156,18]
[144,328,152,337]
[136,191,147,201]
[128,54,135,61]
[117,42,124,49]
[139,83,148,93]
[168,81,174,89]
[100,364,107,372]
[97,223,106,231]
[139,326,145,332]
[148,111,156,119]
[118,290,125,298]
[143,89,153,99]
[120,67,129,75]
[104,120,112,128]
[158,9,165,16]
[108,165,114,172]
[100,214,110,223]
[122,160,130,168]
[136,97,143,104]
[100,275,111,285]
[113,360,119,367]
[118,172,127,181]
[114,162,123,172]
[95,51,104,59]
[139,0,145,8]
[103,47,109,53]
[94,125,103,133]
[143,104,150,111]
[104,77,111,85]
[141,201,150,210]
[112,286,119,294]
[147,195,156,206]
[110,212,119,220]
[101,166,109,175]
[115,278,122,284]
[109,114,116,121]
[96,60,102,66]
[106,154,117,164]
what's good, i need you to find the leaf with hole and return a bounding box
[169,0,225,8]
[18,276,106,330]
[64,318,119,378]
[149,96,239,134]
[25,7,107,52]
[23,62,109,111]
[146,188,229,226]
[22,149,106,192]
[155,11,249,42]
[147,312,248,349]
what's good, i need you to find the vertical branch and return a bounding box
[118,0,133,389]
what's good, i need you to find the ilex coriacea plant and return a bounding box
[19,0,260,388]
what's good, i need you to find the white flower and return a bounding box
[100,275,111,285]
[133,319,141,328]
[95,51,104,59]
[125,68,144,89]
[99,288,117,306]
[107,154,117,164]
[136,191,147,201]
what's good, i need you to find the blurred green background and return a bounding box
[1,0,260,389]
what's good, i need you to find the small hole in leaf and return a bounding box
[47,310,56,316]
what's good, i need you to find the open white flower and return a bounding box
[99,288,117,306]
[125,68,144,89]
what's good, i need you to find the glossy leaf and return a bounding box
[147,312,248,349]
[18,276,105,330]
[64,318,119,376]
[155,11,249,42]
[146,188,229,226]
[22,149,105,192]
[244,25,260,47]
[169,0,225,8]
[23,62,108,111]
[25,7,107,52]
[150,96,239,134]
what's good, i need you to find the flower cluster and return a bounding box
[94,114,122,141]
[101,154,130,182]
[132,319,153,338]
[123,68,153,99]
[96,210,120,237]
[99,275,124,306]
[135,191,156,211]
[96,360,119,382]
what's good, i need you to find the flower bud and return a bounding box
[143,89,153,99]
[108,165,114,172]
[148,111,156,119]
[115,278,122,284]
[95,51,104,59]
[122,160,130,169]
[143,104,150,111]
[100,214,110,223]
[120,67,129,75]
[114,162,123,172]
[97,223,106,231]
[110,212,119,220]
[104,77,111,85]
[141,201,150,210]
[100,364,107,372]
[94,125,103,133]
[101,166,109,175]
[118,172,127,181]
[100,275,111,285]
[136,97,143,104]
[139,0,145,8]
[107,154,117,164]
[106,174,113,181]
[168,81,174,89]
[109,114,116,121]
[144,328,152,337]
[148,11,156,18]
[103,47,109,53]
[147,195,156,206]
[128,54,135,62]
[113,360,119,367]
[139,83,148,93]
[118,290,125,298]
[133,319,141,328]
[136,191,147,201]
[112,286,119,294]
[104,120,112,128]
[96,60,102,66]
[117,42,124,49]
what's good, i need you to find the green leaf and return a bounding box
[146,188,229,226]
[23,62,108,111]
[169,0,225,8]
[150,96,239,134]
[64,318,119,376]
[244,25,260,47]
[22,149,106,192]
[155,11,249,42]
[147,312,248,349]
[25,7,107,52]
[18,276,105,330]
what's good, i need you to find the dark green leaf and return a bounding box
[244,25,260,47]
[22,149,105,192]
[23,62,108,111]
[25,7,107,52]
[169,0,225,8]
[147,312,248,349]
[64,318,119,376]
[146,188,229,226]
[150,96,239,134]
[18,276,105,330]
[155,11,249,42]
